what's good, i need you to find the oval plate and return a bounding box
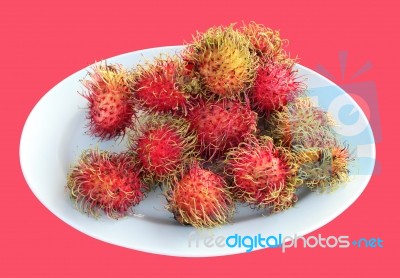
[20,46,375,257]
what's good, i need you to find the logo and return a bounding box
[188,231,384,253]
[313,51,382,175]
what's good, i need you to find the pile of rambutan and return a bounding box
[66,22,351,228]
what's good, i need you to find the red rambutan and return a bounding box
[186,99,257,159]
[250,62,303,114]
[67,150,147,219]
[81,63,135,140]
[225,136,299,212]
[134,56,190,114]
[130,115,198,185]
[167,163,234,228]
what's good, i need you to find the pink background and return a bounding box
[1,0,398,276]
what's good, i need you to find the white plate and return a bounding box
[19,46,375,257]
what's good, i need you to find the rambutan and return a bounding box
[240,22,283,59]
[240,22,295,68]
[187,25,258,98]
[134,56,190,114]
[225,136,299,212]
[67,149,147,219]
[267,97,336,148]
[81,63,135,140]
[167,163,234,228]
[294,144,351,192]
[249,62,303,114]
[179,47,203,96]
[130,115,198,186]
[186,99,257,159]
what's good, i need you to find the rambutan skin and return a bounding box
[130,115,198,185]
[137,128,182,177]
[186,99,257,159]
[179,48,203,95]
[167,164,234,228]
[187,25,258,98]
[225,136,299,212]
[294,144,351,192]
[240,22,284,60]
[134,56,190,114]
[67,150,147,219]
[240,22,294,66]
[250,62,303,114]
[82,63,135,140]
[267,97,336,148]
